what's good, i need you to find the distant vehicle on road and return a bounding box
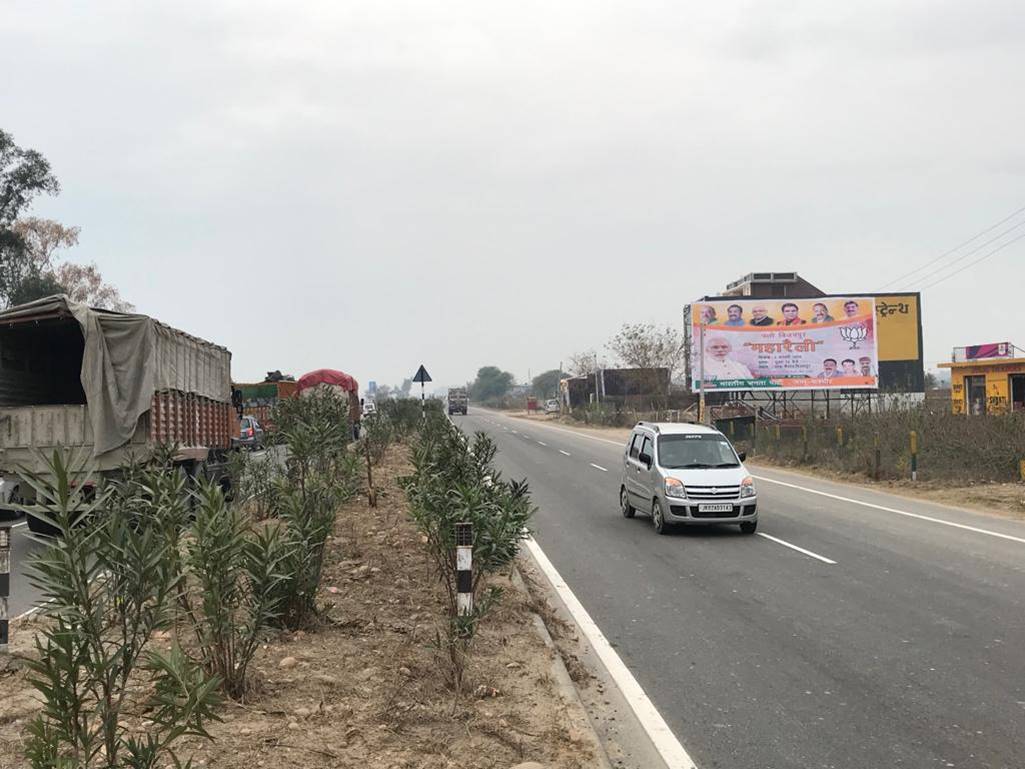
[544,398,560,414]
[232,416,265,451]
[362,400,377,418]
[448,387,469,415]
[620,421,757,535]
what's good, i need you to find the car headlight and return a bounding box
[740,476,756,498]
[664,477,687,499]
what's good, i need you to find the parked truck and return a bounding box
[448,387,468,415]
[234,379,298,432]
[0,295,235,531]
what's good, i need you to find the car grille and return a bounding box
[684,485,740,501]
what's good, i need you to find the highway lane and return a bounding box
[458,408,1025,769]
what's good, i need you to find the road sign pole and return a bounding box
[412,364,433,421]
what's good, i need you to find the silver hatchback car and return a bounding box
[620,421,758,535]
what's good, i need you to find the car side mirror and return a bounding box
[737,451,747,461]
[639,452,652,468]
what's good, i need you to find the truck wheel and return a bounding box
[27,513,60,537]
[739,521,757,534]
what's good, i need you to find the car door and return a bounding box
[625,432,648,511]
[634,435,656,512]
[624,432,641,503]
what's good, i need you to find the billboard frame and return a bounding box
[683,290,924,419]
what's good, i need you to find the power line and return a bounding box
[898,218,1025,289]
[919,229,1025,290]
[877,202,1025,290]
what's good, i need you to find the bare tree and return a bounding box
[606,323,685,380]
[565,349,598,376]
[11,216,80,266]
[55,262,135,312]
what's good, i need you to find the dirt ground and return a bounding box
[505,410,1025,520]
[0,445,596,769]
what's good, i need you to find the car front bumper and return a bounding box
[663,496,757,523]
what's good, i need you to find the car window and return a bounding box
[657,434,739,469]
[628,433,641,458]
[640,435,653,459]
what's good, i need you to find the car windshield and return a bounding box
[657,434,738,469]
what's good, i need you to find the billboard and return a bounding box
[689,297,879,391]
[953,343,1013,362]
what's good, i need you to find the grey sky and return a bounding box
[3,0,1023,389]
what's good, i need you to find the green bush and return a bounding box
[22,451,220,769]
[181,481,287,699]
[403,412,534,692]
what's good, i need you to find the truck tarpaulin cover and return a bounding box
[296,369,359,394]
[0,295,231,455]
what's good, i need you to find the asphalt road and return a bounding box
[457,408,1025,769]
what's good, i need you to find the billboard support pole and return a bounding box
[698,321,706,424]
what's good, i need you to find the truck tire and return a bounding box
[27,513,60,537]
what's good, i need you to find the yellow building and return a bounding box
[939,345,1025,415]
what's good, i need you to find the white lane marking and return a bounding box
[559,450,572,456]
[754,475,1025,546]
[590,463,609,472]
[476,409,626,447]
[524,537,698,768]
[757,532,836,565]
[537,441,547,446]
[11,520,27,528]
[511,430,518,434]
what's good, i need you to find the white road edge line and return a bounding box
[11,520,27,528]
[537,441,547,446]
[559,450,572,456]
[757,532,836,565]
[525,537,698,769]
[754,475,1025,546]
[590,463,609,472]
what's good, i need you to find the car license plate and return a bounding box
[698,503,733,513]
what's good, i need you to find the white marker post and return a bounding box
[0,526,10,654]
[454,522,473,616]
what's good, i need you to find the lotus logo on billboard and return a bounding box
[839,323,869,349]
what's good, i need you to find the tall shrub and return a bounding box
[181,482,286,699]
[22,451,220,769]
[403,414,534,691]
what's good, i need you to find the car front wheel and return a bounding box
[740,521,757,534]
[652,499,671,535]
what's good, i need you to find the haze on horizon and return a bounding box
[3,0,1023,391]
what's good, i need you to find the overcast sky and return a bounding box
[3,0,1023,390]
